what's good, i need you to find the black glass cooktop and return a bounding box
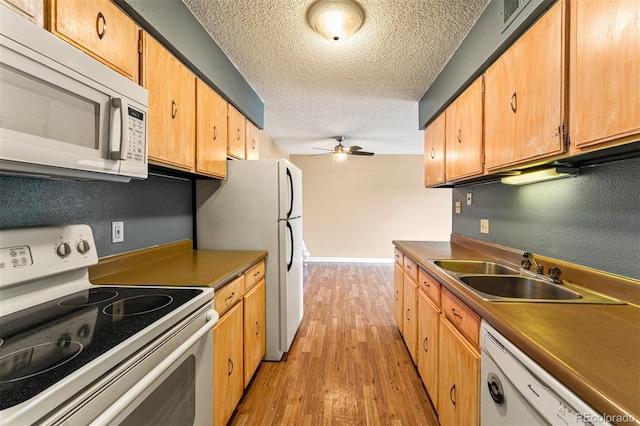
[0,286,203,410]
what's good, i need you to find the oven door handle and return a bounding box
[90,309,218,425]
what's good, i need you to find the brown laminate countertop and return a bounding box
[393,239,640,425]
[91,243,267,291]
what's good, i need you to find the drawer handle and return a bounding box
[96,12,106,39]
[228,358,234,375]
[213,125,218,140]
[449,384,456,406]
[457,128,462,143]
[423,282,430,289]
[451,308,463,321]
[510,92,517,113]
[254,271,261,279]
[224,292,235,305]
[255,320,260,335]
[423,336,428,352]
[172,101,178,119]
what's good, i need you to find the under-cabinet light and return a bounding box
[500,167,579,185]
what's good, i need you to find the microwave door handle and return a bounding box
[110,98,129,161]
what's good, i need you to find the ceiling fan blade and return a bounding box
[312,147,334,151]
[349,151,374,156]
[346,145,362,152]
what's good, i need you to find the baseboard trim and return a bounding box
[306,257,394,264]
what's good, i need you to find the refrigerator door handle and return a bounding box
[286,167,294,219]
[286,220,294,271]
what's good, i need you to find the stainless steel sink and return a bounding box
[459,275,582,300]
[433,260,519,275]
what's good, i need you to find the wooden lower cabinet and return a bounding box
[417,290,440,411]
[393,261,404,334]
[214,301,244,426]
[438,317,480,426]
[243,279,265,388]
[402,273,418,364]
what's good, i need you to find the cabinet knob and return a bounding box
[96,12,106,40]
[171,101,178,119]
[510,92,517,113]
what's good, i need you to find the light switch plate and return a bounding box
[466,192,473,206]
[455,202,461,214]
[112,221,124,243]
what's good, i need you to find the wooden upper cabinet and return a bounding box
[569,0,640,151]
[424,112,446,187]
[227,104,246,159]
[445,77,484,181]
[484,0,566,171]
[196,79,227,178]
[48,0,139,82]
[245,120,259,160]
[142,32,195,171]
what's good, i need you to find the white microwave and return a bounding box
[0,5,148,182]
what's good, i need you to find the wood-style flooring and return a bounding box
[230,263,438,425]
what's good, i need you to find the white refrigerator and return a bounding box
[196,159,303,361]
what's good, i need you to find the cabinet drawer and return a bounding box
[245,260,265,291]
[441,287,480,348]
[418,267,441,305]
[403,257,418,282]
[214,275,244,317]
[394,248,403,265]
[48,0,140,81]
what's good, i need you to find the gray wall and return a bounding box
[452,157,640,279]
[0,174,193,258]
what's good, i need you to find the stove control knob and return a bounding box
[77,240,91,254]
[56,242,72,258]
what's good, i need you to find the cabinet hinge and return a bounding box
[557,124,569,149]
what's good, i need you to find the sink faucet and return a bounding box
[522,252,564,284]
[521,252,544,274]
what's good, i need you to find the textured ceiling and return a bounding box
[183,0,489,155]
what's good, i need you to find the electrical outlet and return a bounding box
[112,221,124,243]
[480,219,489,234]
[455,202,461,214]
[466,192,473,206]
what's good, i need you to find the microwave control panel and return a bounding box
[126,107,146,163]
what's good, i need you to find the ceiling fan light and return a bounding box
[307,0,364,42]
[333,151,348,160]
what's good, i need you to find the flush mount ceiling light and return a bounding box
[307,0,365,42]
[500,167,579,185]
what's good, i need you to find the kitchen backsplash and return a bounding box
[0,174,193,257]
[452,156,640,279]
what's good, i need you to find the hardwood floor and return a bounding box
[230,263,438,425]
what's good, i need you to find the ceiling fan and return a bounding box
[312,136,375,157]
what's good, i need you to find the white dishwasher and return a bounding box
[480,321,610,425]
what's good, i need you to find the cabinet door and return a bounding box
[227,104,246,159]
[393,261,404,334]
[48,0,139,81]
[245,120,259,160]
[438,317,480,426]
[570,0,640,150]
[445,77,484,181]
[196,79,227,178]
[424,112,446,187]
[213,301,244,426]
[143,33,196,171]
[402,273,418,364]
[244,279,265,388]
[484,1,565,171]
[417,290,440,411]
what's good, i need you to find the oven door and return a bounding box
[39,306,217,426]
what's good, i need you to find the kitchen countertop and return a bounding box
[90,240,267,291]
[393,238,640,425]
